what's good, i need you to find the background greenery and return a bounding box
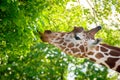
[0,0,120,80]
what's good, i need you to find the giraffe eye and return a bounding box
[74,34,81,40]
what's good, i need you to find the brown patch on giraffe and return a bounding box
[66,51,72,55]
[56,37,62,40]
[81,53,87,57]
[95,53,104,59]
[89,58,96,62]
[105,57,119,68]
[104,53,109,56]
[74,53,82,58]
[109,51,120,56]
[100,63,106,67]
[60,33,65,37]
[76,44,79,47]
[100,47,108,52]
[54,39,64,44]
[64,48,69,52]
[95,46,99,51]
[59,45,66,50]
[79,45,84,52]
[71,48,80,53]
[87,51,94,55]
[101,44,120,52]
[116,65,120,73]
[63,42,67,45]
[59,39,64,43]
[68,43,74,48]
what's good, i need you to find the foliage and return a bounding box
[0,0,120,80]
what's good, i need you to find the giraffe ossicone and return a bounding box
[39,26,120,73]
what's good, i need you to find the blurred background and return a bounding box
[0,0,120,80]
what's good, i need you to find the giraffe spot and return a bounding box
[64,48,69,52]
[71,48,80,53]
[100,63,106,67]
[95,53,104,59]
[59,39,64,43]
[59,45,66,50]
[109,51,120,56]
[101,44,120,51]
[105,57,119,68]
[66,51,72,55]
[81,53,87,57]
[76,44,79,47]
[87,51,94,55]
[100,47,108,52]
[104,53,109,56]
[56,38,61,40]
[68,43,74,48]
[74,53,82,58]
[63,42,67,45]
[79,45,84,52]
[95,46,99,51]
[55,39,64,44]
[116,65,120,73]
[89,58,96,62]
[60,33,65,37]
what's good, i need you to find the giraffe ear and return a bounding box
[73,27,84,33]
[88,26,101,36]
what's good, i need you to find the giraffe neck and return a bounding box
[51,38,120,73]
[86,44,120,73]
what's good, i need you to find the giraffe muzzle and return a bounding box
[38,30,50,42]
[40,30,53,42]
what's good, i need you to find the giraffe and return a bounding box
[39,26,120,73]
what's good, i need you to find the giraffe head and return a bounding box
[40,26,102,57]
